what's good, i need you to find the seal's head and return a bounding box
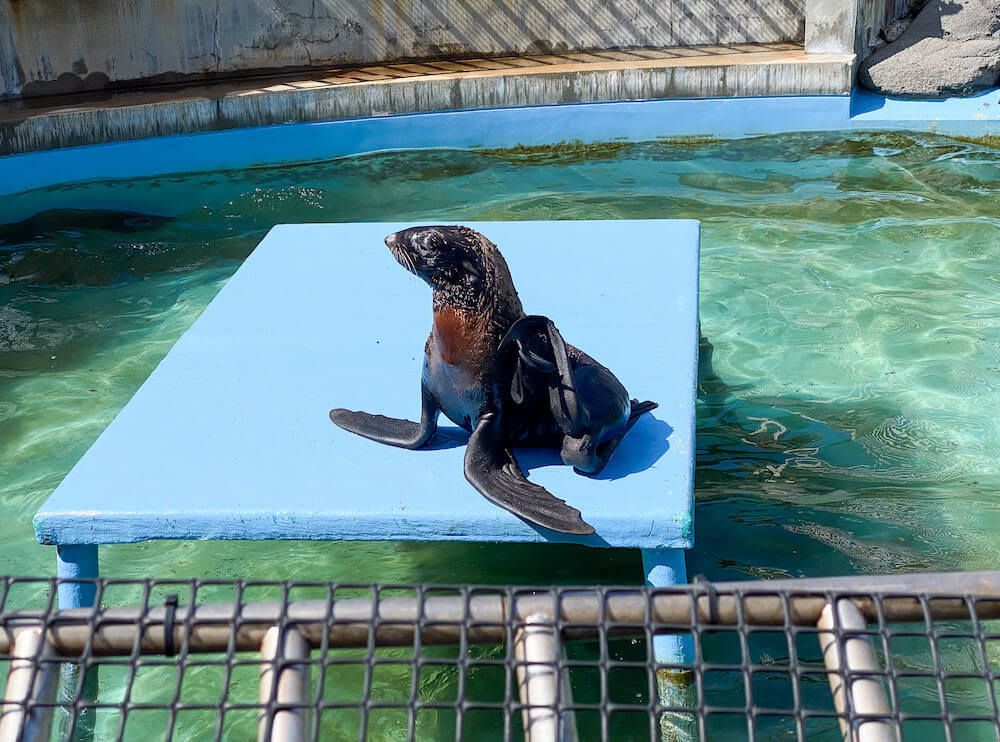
[385,225,488,289]
[385,225,522,317]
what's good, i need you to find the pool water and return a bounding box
[2,131,1000,739]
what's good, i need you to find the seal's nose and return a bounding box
[384,232,400,249]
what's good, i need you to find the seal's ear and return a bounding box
[460,258,482,283]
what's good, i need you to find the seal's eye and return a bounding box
[415,231,442,256]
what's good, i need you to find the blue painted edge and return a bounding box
[2,89,998,203]
[33,516,695,550]
[0,96,846,197]
[850,86,1000,124]
[56,544,99,609]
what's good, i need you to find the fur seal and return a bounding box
[330,225,657,535]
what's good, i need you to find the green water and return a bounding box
[2,131,1000,739]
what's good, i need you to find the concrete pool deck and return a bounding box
[0,43,850,156]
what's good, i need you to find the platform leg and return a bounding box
[641,549,696,742]
[56,545,99,742]
[56,545,99,611]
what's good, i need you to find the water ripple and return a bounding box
[2,129,999,589]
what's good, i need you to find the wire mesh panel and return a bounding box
[1,572,999,741]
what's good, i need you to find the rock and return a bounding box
[859,0,1000,98]
[882,19,911,43]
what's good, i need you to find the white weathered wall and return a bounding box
[0,0,806,101]
[805,0,907,55]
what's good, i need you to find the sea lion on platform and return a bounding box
[329,225,657,535]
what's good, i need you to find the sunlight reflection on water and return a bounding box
[2,130,999,739]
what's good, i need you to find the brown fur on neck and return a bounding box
[428,232,525,370]
[432,306,488,368]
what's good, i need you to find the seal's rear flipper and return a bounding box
[499,315,583,434]
[576,399,660,476]
[330,385,439,450]
[465,412,595,535]
[628,399,658,428]
[607,399,658,452]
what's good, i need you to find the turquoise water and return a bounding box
[2,131,1000,738]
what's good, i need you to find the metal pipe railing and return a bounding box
[513,612,579,742]
[1,571,998,656]
[3,571,999,742]
[258,626,310,742]
[0,627,58,742]
[818,600,897,742]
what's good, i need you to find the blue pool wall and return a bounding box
[1,88,998,215]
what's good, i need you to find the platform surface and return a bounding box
[33,220,699,549]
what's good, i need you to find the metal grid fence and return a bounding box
[2,571,1000,741]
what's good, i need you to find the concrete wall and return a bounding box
[0,52,855,155]
[0,0,806,101]
[856,0,910,52]
[805,0,907,55]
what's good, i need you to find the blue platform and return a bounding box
[34,220,698,567]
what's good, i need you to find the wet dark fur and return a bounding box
[387,225,588,443]
[332,225,655,534]
[388,224,522,368]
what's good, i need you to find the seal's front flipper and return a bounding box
[465,412,595,535]
[330,385,439,449]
